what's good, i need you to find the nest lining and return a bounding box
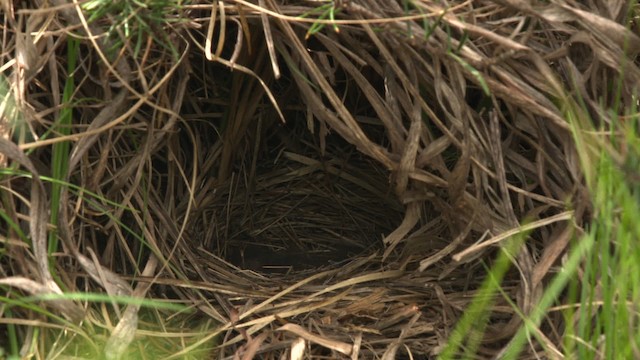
[190,116,405,274]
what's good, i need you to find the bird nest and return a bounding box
[195,128,404,273]
[2,0,638,359]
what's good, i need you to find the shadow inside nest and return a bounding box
[188,117,406,277]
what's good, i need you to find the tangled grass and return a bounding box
[1,0,639,359]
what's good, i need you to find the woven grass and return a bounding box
[1,0,638,359]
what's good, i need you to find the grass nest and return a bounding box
[1,0,639,359]
[185,110,404,272]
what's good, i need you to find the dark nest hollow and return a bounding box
[191,125,405,273]
[1,0,639,359]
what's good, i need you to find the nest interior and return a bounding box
[182,52,407,271]
[2,0,639,359]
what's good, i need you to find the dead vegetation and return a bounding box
[1,0,639,359]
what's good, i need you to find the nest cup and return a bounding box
[188,111,405,274]
[160,16,481,357]
[129,15,571,357]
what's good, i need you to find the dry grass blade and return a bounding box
[0,138,82,321]
[276,323,353,355]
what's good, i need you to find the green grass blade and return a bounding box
[48,38,79,256]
